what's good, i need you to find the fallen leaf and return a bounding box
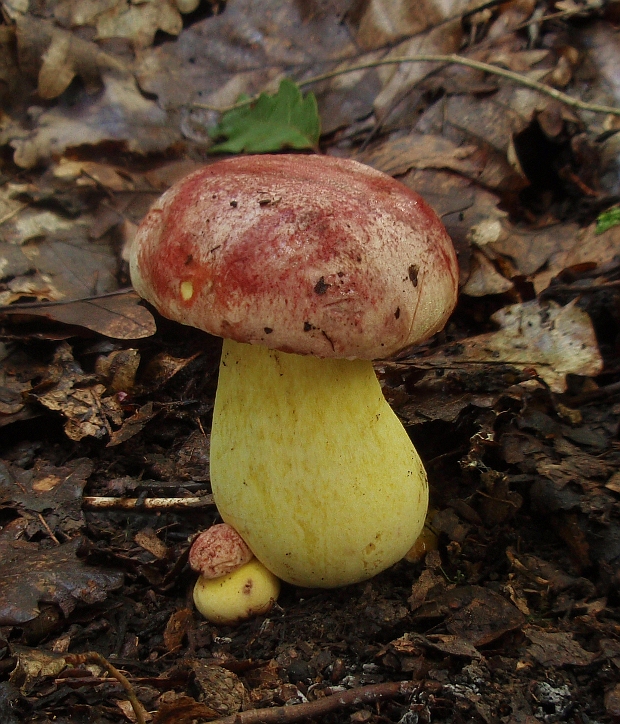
[52,159,138,192]
[412,633,482,660]
[107,401,158,447]
[0,292,157,340]
[9,645,67,695]
[349,0,469,49]
[163,608,193,652]
[461,249,514,297]
[358,132,480,177]
[0,367,30,415]
[424,299,603,393]
[189,661,246,715]
[444,586,525,646]
[525,627,597,667]
[96,0,185,49]
[371,21,463,117]
[135,528,169,560]
[136,0,354,112]
[209,79,320,154]
[152,695,219,724]
[595,205,620,234]
[0,538,123,625]
[115,697,151,723]
[29,343,114,441]
[11,16,178,168]
[0,458,92,536]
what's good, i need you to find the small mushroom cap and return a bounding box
[130,154,458,360]
[193,558,281,626]
[189,523,253,579]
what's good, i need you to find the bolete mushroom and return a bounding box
[130,154,458,588]
[190,524,280,625]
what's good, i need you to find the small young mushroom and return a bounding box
[131,154,458,589]
[190,524,280,625]
[189,523,254,578]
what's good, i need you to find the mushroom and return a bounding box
[130,154,458,588]
[190,524,280,625]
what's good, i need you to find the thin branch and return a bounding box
[65,651,147,724]
[83,495,215,510]
[192,54,619,118]
[206,681,418,724]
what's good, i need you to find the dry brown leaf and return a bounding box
[11,72,178,169]
[461,249,514,297]
[0,538,123,626]
[372,21,463,117]
[358,132,480,177]
[0,368,30,415]
[525,627,597,667]
[189,661,246,715]
[349,0,470,49]
[424,299,603,392]
[8,645,67,695]
[164,608,193,652]
[107,401,158,447]
[486,220,581,290]
[0,292,157,340]
[11,15,178,168]
[96,0,184,49]
[30,343,114,440]
[152,695,219,724]
[52,159,138,191]
[531,222,620,292]
[135,528,169,560]
[115,698,152,723]
[485,219,620,293]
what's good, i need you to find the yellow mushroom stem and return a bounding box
[210,339,429,589]
[193,558,280,625]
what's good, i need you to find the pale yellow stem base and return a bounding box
[210,339,428,588]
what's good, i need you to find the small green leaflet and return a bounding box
[595,205,620,235]
[209,79,321,154]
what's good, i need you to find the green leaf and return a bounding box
[595,205,620,235]
[209,79,321,154]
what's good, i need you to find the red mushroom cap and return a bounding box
[130,154,458,359]
[189,523,253,579]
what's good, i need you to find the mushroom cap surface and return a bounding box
[130,154,458,359]
[189,523,253,579]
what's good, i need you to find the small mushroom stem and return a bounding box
[210,339,429,588]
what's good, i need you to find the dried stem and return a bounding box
[65,651,146,724]
[83,495,215,510]
[193,54,619,118]
[206,681,418,724]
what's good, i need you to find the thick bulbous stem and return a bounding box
[210,339,428,588]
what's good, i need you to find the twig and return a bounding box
[565,379,620,406]
[83,495,215,510]
[65,651,146,724]
[206,681,418,724]
[192,54,619,118]
[37,513,60,544]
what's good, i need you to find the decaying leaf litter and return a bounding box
[0,0,619,721]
